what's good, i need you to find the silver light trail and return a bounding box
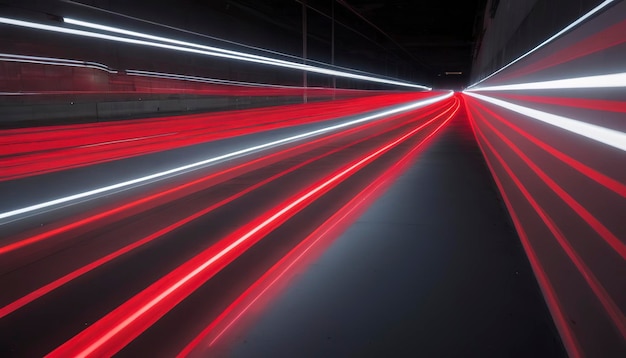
[0,92,453,222]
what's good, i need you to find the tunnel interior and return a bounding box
[0,0,624,357]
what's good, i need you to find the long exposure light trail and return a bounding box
[62,17,309,68]
[466,99,626,197]
[0,53,117,73]
[466,72,626,91]
[0,16,430,90]
[46,98,460,357]
[125,69,307,89]
[0,97,453,257]
[0,52,317,90]
[180,100,460,356]
[494,19,626,83]
[0,59,359,97]
[465,111,583,358]
[464,92,626,152]
[493,94,626,114]
[1,94,422,173]
[468,100,626,259]
[469,111,626,340]
[62,17,430,90]
[0,92,463,357]
[0,92,452,222]
[468,0,617,88]
[0,98,455,318]
[462,3,626,351]
[2,0,624,355]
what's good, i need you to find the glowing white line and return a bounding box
[465,92,626,151]
[125,69,307,89]
[69,96,460,358]
[468,0,616,88]
[64,18,430,90]
[79,152,341,357]
[0,53,117,73]
[79,133,177,148]
[0,92,453,221]
[208,102,460,347]
[63,18,425,90]
[63,18,303,68]
[0,17,298,69]
[0,16,430,90]
[466,72,626,91]
[0,54,305,90]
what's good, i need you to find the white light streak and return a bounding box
[64,17,429,89]
[468,0,616,88]
[0,92,452,222]
[0,16,430,90]
[0,53,117,73]
[466,72,626,91]
[125,69,308,89]
[465,92,626,151]
[63,18,301,68]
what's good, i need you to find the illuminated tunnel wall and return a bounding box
[464,1,625,356]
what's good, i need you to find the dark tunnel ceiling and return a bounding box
[218,0,487,86]
[336,0,487,71]
[71,0,488,87]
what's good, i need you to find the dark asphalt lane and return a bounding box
[209,107,567,357]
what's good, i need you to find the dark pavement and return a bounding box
[216,107,567,358]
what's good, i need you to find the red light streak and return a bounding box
[1,93,453,222]
[0,93,437,181]
[0,98,455,319]
[464,97,626,197]
[465,107,583,358]
[0,95,453,256]
[468,0,617,88]
[469,108,626,340]
[468,99,625,259]
[464,2,626,349]
[492,93,626,114]
[464,92,626,152]
[178,96,460,356]
[497,18,626,83]
[46,98,459,357]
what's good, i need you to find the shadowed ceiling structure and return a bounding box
[55,0,487,88]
